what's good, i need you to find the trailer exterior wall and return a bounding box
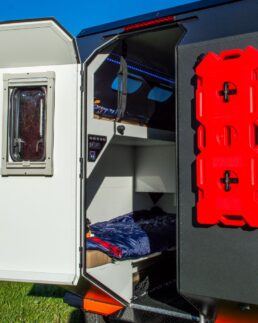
[178,0,258,306]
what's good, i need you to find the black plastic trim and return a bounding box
[78,0,240,38]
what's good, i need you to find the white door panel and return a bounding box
[0,63,81,285]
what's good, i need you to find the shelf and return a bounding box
[111,122,175,146]
[112,136,175,147]
[88,113,174,150]
[87,247,176,273]
[131,247,176,265]
[131,248,176,273]
[115,121,174,141]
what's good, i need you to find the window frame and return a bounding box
[1,72,55,176]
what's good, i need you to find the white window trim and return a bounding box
[1,72,55,176]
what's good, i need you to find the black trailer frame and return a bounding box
[73,0,258,321]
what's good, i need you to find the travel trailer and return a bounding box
[1,0,258,322]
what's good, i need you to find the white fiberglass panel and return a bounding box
[0,64,81,285]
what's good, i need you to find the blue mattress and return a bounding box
[86,208,176,260]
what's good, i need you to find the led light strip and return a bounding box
[106,57,175,85]
[110,53,172,79]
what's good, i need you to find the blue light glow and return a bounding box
[112,73,143,93]
[106,57,175,85]
[148,86,173,102]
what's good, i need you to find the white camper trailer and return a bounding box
[3,1,258,322]
[0,18,184,322]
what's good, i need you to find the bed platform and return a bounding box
[86,247,176,269]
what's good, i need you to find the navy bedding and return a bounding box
[86,208,176,260]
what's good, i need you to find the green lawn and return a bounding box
[0,282,84,323]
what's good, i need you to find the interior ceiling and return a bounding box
[125,27,184,77]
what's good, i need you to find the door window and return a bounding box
[9,87,47,162]
[1,72,55,176]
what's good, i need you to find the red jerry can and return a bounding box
[196,46,258,228]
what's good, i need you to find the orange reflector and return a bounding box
[83,285,124,316]
[216,304,258,323]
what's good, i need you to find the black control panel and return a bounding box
[88,134,107,162]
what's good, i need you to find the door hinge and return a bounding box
[80,69,84,92]
[79,157,84,179]
[79,246,83,269]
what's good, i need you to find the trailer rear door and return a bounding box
[0,20,81,285]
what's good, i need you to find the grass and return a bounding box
[0,282,84,323]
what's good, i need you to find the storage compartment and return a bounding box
[85,143,176,254]
[135,145,176,193]
[84,24,198,320]
[85,135,177,303]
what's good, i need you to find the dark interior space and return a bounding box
[94,26,184,131]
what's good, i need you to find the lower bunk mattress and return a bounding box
[86,208,176,267]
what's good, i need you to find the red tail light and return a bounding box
[124,16,175,32]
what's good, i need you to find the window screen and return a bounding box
[1,72,55,176]
[9,87,46,162]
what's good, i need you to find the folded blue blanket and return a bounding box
[86,208,176,259]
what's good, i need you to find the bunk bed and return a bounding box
[86,208,176,268]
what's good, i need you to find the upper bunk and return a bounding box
[85,22,183,148]
[78,0,240,148]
